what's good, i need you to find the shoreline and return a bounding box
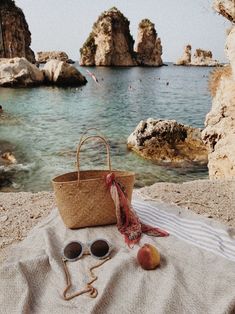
[0,179,234,263]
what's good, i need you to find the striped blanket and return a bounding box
[0,196,235,313]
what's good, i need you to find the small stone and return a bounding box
[0,215,8,223]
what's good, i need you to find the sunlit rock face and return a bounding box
[128,118,208,164]
[176,45,192,65]
[80,7,136,66]
[191,49,219,66]
[135,19,162,66]
[202,1,235,179]
[0,57,43,87]
[0,0,35,63]
[43,59,87,87]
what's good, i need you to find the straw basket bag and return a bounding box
[52,132,135,229]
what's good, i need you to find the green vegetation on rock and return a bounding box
[139,19,154,29]
[80,32,97,55]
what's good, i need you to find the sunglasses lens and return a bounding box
[63,242,82,260]
[90,240,110,258]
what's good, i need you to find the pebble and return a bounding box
[0,215,8,223]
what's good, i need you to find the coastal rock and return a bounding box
[0,0,35,63]
[176,46,219,66]
[127,119,208,164]
[80,7,137,66]
[36,51,70,64]
[176,45,191,65]
[213,0,235,22]
[43,59,87,86]
[202,25,235,179]
[191,49,219,66]
[225,27,235,78]
[135,19,162,66]
[0,57,44,87]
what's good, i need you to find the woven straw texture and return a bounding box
[52,134,135,229]
[52,170,134,228]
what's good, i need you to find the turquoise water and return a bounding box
[0,63,212,191]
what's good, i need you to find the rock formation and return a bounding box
[191,49,219,66]
[135,19,162,66]
[176,45,191,65]
[36,51,70,64]
[80,7,137,66]
[0,0,35,63]
[0,57,44,87]
[127,118,208,164]
[43,59,87,87]
[176,46,219,66]
[202,1,235,179]
[213,0,235,23]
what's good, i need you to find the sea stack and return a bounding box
[176,46,219,66]
[135,19,163,66]
[0,0,35,63]
[176,45,192,65]
[80,7,136,66]
[191,49,219,66]
[202,0,235,179]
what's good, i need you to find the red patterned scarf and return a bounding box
[106,173,169,247]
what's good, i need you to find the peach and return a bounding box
[137,243,160,270]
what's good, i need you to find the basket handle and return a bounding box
[76,135,112,183]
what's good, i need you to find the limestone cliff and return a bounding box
[0,0,35,63]
[135,19,162,66]
[202,1,235,179]
[176,45,191,65]
[80,7,136,66]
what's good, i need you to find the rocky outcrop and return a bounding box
[36,51,69,64]
[191,49,219,66]
[80,7,137,66]
[0,0,35,63]
[213,0,235,22]
[0,57,44,87]
[43,59,87,86]
[176,45,191,65]
[202,1,235,179]
[176,46,219,66]
[135,19,162,66]
[127,119,208,164]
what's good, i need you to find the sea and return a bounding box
[0,63,213,192]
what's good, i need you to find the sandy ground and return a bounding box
[0,179,234,263]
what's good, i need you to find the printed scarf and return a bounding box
[106,173,169,247]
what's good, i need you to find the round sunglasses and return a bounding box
[62,238,112,262]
